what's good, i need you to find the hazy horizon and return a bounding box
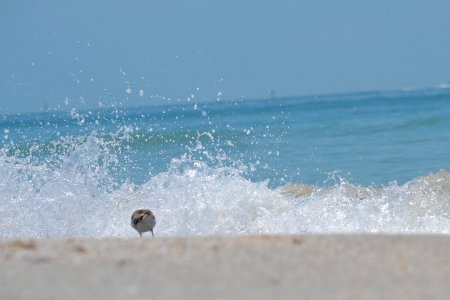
[1,1,449,113]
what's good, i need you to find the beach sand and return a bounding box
[1,235,449,300]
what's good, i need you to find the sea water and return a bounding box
[1,88,450,238]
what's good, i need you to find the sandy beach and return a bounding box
[1,235,449,300]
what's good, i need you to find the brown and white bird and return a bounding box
[131,209,156,237]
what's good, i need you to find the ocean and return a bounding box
[1,87,450,238]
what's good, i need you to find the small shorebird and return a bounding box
[131,209,156,238]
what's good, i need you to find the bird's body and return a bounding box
[131,209,156,237]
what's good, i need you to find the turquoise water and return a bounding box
[3,88,449,186]
[1,87,450,237]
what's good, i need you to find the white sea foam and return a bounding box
[0,135,450,239]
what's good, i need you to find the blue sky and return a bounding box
[1,0,449,112]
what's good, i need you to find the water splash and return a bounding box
[282,171,450,233]
[1,93,450,238]
[1,130,449,238]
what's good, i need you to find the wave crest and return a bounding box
[1,134,450,238]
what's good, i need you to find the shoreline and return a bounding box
[1,234,450,299]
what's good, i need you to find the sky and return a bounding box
[1,0,449,113]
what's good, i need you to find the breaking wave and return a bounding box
[0,133,449,238]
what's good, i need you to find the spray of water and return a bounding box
[1,100,450,238]
[1,128,450,239]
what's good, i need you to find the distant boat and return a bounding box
[269,89,275,99]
